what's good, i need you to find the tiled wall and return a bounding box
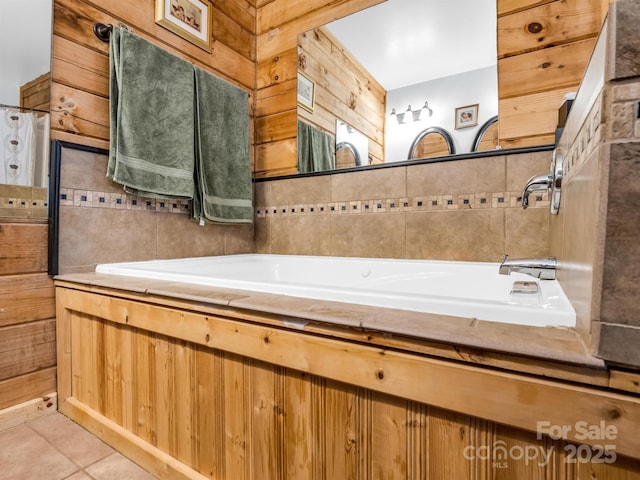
[550,0,640,367]
[57,145,254,274]
[255,151,552,262]
[554,80,640,364]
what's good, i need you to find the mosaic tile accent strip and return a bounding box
[563,80,640,181]
[255,191,549,218]
[59,188,191,215]
[0,196,48,210]
[564,91,603,181]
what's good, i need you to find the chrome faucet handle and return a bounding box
[521,148,565,213]
[521,174,551,209]
[549,148,564,215]
[501,254,508,263]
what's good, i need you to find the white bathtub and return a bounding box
[95,254,576,328]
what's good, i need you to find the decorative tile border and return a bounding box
[59,188,191,215]
[0,196,48,210]
[564,80,640,181]
[256,191,549,218]
[59,187,550,220]
[564,91,603,181]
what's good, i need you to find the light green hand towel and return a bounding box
[297,120,336,173]
[193,66,252,224]
[108,27,195,198]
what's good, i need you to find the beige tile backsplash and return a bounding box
[256,151,553,262]
[57,146,254,273]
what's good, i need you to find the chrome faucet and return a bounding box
[499,255,557,280]
[521,147,564,213]
[521,174,551,209]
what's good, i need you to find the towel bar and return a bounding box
[94,23,113,42]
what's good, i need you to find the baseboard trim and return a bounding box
[0,392,57,432]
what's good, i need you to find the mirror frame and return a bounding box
[407,126,456,160]
[336,141,362,167]
[471,115,499,152]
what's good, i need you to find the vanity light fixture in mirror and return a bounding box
[391,101,433,125]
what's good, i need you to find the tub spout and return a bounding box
[521,174,551,209]
[499,255,557,280]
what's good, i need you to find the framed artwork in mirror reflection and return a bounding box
[297,72,315,113]
[156,0,212,52]
[455,104,479,129]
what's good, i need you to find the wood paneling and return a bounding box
[20,73,51,114]
[0,220,56,413]
[498,0,602,57]
[0,367,57,411]
[499,88,578,140]
[498,0,556,17]
[498,39,597,99]
[497,0,602,147]
[0,320,56,381]
[0,224,48,275]
[52,35,110,97]
[0,281,55,328]
[57,286,640,479]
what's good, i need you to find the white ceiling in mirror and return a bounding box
[325,0,497,91]
[0,0,52,104]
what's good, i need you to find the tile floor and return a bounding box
[0,412,159,480]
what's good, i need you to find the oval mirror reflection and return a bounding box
[408,127,455,160]
[336,141,360,169]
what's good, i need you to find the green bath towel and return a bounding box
[297,120,336,173]
[108,27,195,198]
[193,66,252,224]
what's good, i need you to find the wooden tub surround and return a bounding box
[55,274,640,479]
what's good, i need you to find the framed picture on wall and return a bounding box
[297,73,315,113]
[155,0,213,52]
[455,104,479,129]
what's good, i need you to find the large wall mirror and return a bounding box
[0,0,52,217]
[296,0,498,174]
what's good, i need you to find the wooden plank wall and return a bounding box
[297,27,385,166]
[50,0,256,157]
[497,0,603,149]
[0,221,56,411]
[20,73,51,115]
[254,0,384,177]
[49,0,607,177]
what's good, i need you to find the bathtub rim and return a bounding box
[54,270,604,371]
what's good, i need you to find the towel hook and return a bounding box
[93,23,113,42]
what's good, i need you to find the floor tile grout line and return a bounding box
[25,421,86,475]
[24,415,140,479]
